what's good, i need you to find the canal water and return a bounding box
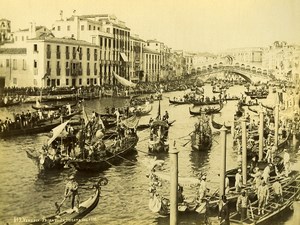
[0,83,299,225]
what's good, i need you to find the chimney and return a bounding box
[30,22,36,38]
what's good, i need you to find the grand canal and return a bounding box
[0,82,299,225]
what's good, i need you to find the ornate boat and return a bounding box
[148,120,170,153]
[69,134,139,172]
[190,116,212,151]
[29,178,108,225]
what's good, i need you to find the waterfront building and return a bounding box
[183,52,195,75]
[0,18,12,44]
[129,34,145,82]
[219,47,263,64]
[262,41,299,80]
[0,36,99,88]
[51,13,131,85]
[170,50,185,79]
[142,47,160,82]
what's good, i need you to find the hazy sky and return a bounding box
[2,0,300,52]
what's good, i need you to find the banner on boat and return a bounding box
[113,71,137,88]
[47,120,70,146]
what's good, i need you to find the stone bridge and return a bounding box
[191,58,274,83]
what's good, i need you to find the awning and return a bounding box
[120,53,128,62]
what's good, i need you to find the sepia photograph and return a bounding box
[0,0,299,224]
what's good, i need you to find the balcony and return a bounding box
[56,51,61,59]
[46,51,51,59]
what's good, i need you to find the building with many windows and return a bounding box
[130,34,144,82]
[0,36,99,88]
[51,13,131,85]
[218,47,263,63]
[142,47,160,82]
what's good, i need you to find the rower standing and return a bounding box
[257,181,269,215]
[283,149,291,177]
[235,168,242,192]
[236,190,250,221]
[64,175,80,212]
[198,176,209,202]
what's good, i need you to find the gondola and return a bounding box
[261,103,275,111]
[239,101,259,107]
[32,102,77,111]
[29,178,108,225]
[192,99,222,106]
[189,104,223,116]
[137,119,175,131]
[133,104,153,117]
[210,115,232,130]
[248,106,259,114]
[229,172,300,225]
[0,120,62,138]
[249,95,268,100]
[169,98,191,105]
[0,99,21,107]
[148,119,170,153]
[69,134,139,172]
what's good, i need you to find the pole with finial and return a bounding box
[274,104,279,148]
[169,140,178,225]
[258,105,264,161]
[220,124,227,197]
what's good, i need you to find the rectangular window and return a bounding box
[67,25,70,31]
[92,37,96,44]
[81,25,84,31]
[89,25,91,30]
[34,60,37,68]
[79,78,82,85]
[57,79,60,86]
[66,79,69,85]
[22,59,26,70]
[22,36,24,41]
[13,78,17,85]
[34,44,38,52]
[13,59,17,70]
[93,26,95,30]
[58,26,61,31]
[6,59,9,68]
[87,78,90,85]
[100,37,103,47]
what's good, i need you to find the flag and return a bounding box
[98,117,105,129]
[47,120,70,146]
[82,105,89,126]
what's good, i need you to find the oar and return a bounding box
[55,196,67,214]
[182,139,191,147]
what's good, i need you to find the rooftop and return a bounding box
[29,36,97,47]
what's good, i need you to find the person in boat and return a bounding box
[235,168,243,192]
[225,175,230,194]
[163,111,169,121]
[197,175,209,202]
[262,163,272,184]
[257,180,269,215]
[236,190,250,221]
[218,195,230,225]
[283,149,291,177]
[272,177,283,208]
[264,145,274,164]
[250,167,262,191]
[64,175,80,213]
[178,185,184,204]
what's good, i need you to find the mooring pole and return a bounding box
[259,110,264,161]
[170,141,179,225]
[241,117,247,185]
[274,105,279,148]
[220,125,227,197]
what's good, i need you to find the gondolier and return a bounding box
[64,175,80,212]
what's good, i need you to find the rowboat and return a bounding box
[137,119,175,131]
[29,178,108,225]
[169,98,191,105]
[0,99,21,107]
[32,102,77,111]
[229,172,300,225]
[0,120,62,138]
[192,99,222,106]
